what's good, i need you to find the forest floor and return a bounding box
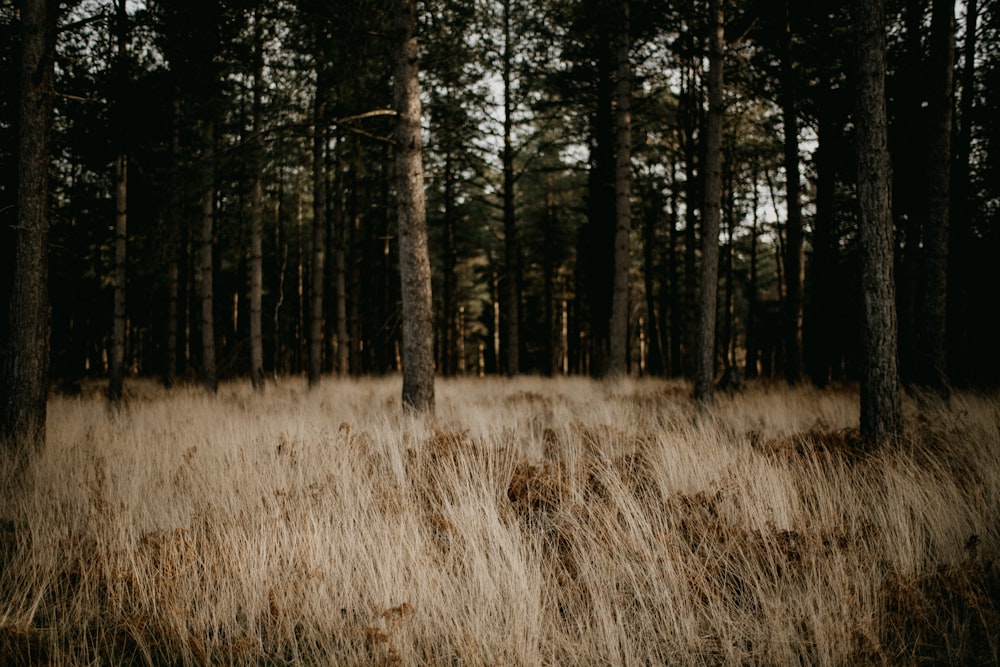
[1,376,998,665]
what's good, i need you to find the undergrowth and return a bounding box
[1,377,997,665]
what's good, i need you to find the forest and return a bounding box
[3,0,998,408]
[3,2,1000,664]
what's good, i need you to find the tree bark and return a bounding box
[108,0,128,405]
[781,0,805,385]
[395,0,435,413]
[694,0,724,407]
[608,0,632,377]
[249,7,265,390]
[199,119,218,393]
[501,0,520,376]
[852,0,903,444]
[308,74,327,387]
[917,0,954,393]
[2,0,55,467]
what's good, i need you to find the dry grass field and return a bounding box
[1,376,998,665]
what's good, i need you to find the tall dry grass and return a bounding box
[1,376,998,665]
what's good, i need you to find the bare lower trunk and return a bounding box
[608,0,632,377]
[249,8,265,390]
[109,153,127,403]
[2,0,55,467]
[395,0,435,413]
[199,120,217,394]
[695,0,724,407]
[853,0,903,444]
[308,86,327,387]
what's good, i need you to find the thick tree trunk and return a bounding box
[2,0,55,466]
[852,0,903,444]
[395,0,435,413]
[917,0,954,393]
[608,0,632,377]
[694,0,724,406]
[249,8,265,390]
[199,119,218,393]
[642,186,664,376]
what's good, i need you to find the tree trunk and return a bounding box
[308,76,327,387]
[694,0,724,407]
[852,0,903,444]
[249,7,265,390]
[745,166,760,379]
[917,0,954,393]
[164,91,182,388]
[109,152,128,403]
[949,0,977,385]
[781,1,804,385]
[2,0,55,468]
[395,0,435,413]
[199,119,218,393]
[608,0,632,377]
[108,0,128,405]
[501,0,520,376]
[642,185,664,376]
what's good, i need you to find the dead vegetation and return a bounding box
[1,376,997,665]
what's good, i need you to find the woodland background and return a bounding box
[1,0,999,392]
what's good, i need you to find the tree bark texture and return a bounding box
[852,0,903,444]
[2,0,55,465]
[308,78,327,387]
[695,0,724,406]
[781,1,804,385]
[917,0,954,392]
[608,0,632,377]
[108,0,129,404]
[501,0,520,376]
[395,0,435,413]
[249,7,265,390]
[199,119,218,393]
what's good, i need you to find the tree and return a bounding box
[2,0,56,470]
[249,5,266,390]
[395,0,435,412]
[916,0,954,393]
[607,0,631,376]
[852,0,903,444]
[780,0,804,385]
[695,0,724,406]
[108,0,129,405]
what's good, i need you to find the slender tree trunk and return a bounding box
[108,0,129,405]
[2,0,55,467]
[681,66,700,379]
[695,0,724,407]
[949,0,977,385]
[667,157,682,376]
[199,119,218,393]
[308,77,327,387]
[781,1,805,385]
[745,167,760,379]
[810,99,836,386]
[165,91,182,388]
[917,0,954,393]
[608,0,632,377]
[544,174,558,376]
[853,0,903,444]
[501,0,520,376]
[109,153,128,403]
[442,151,457,376]
[334,161,349,376]
[395,0,435,412]
[642,186,664,376]
[249,7,265,390]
